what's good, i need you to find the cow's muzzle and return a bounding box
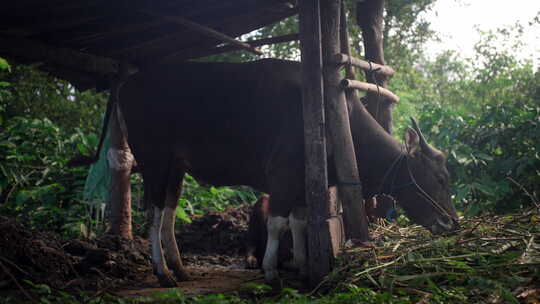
[430,216,459,234]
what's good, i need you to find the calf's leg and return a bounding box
[262,215,288,281]
[245,194,270,269]
[289,206,307,278]
[162,171,190,281]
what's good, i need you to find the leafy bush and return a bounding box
[0,116,98,236]
[392,26,540,214]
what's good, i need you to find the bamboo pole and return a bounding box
[334,53,395,77]
[140,10,263,56]
[341,79,399,103]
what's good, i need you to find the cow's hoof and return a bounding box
[157,273,179,287]
[264,269,280,282]
[245,256,258,269]
[172,268,191,282]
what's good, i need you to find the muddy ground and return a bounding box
[0,205,276,299]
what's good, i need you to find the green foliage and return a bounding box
[181,174,258,217]
[0,116,98,236]
[391,24,540,214]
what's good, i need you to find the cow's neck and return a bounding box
[348,100,405,197]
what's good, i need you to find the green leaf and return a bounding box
[176,206,192,223]
[0,57,10,72]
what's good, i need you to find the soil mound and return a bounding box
[178,204,251,256]
[0,204,253,292]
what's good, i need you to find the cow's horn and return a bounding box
[410,117,438,157]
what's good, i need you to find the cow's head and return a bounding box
[390,118,459,234]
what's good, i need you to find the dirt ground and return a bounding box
[0,205,280,300]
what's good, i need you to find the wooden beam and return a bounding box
[140,10,263,56]
[298,0,332,286]
[341,79,399,103]
[161,33,299,63]
[321,0,369,245]
[334,53,395,77]
[0,35,136,77]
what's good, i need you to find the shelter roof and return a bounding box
[0,0,297,90]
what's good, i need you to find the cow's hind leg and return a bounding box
[289,206,308,278]
[149,205,177,287]
[162,171,190,281]
[144,163,178,287]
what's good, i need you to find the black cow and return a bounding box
[117,59,458,286]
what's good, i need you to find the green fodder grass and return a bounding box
[320,208,540,303]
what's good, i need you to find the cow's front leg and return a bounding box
[262,215,288,281]
[289,207,307,278]
[150,206,177,287]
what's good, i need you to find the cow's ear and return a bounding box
[405,127,421,155]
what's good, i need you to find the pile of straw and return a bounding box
[322,208,540,303]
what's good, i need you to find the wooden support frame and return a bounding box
[140,10,263,56]
[298,0,332,286]
[334,53,395,77]
[320,0,369,247]
[341,79,399,103]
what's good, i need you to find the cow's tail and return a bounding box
[67,75,126,168]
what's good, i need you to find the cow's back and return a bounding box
[119,59,304,192]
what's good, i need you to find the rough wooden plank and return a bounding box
[320,0,369,244]
[140,10,263,55]
[0,35,136,77]
[161,33,298,63]
[298,0,332,287]
[341,79,400,104]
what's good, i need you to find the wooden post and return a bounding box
[356,0,393,133]
[298,0,332,285]
[107,76,134,239]
[320,0,370,243]
[339,2,362,114]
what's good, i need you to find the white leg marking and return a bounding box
[106,147,134,171]
[162,205,186,279]
[150,206,168,275]
[289,211,307,277]
[262,216,288,281]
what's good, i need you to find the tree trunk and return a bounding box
[356,0,393,134]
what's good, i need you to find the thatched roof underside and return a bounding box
[0,0,297,90]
